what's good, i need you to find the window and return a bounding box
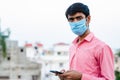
[59,63,63,67]
[0,76,9,79]
[34,46,38,50]
[115,58,118,63]
[45,74,49,78]
[20,48,24,52]
[57,52,61,55]
[45,63,48,66]
[18,75,21,79]
[32,75,38,80]
[7,57,11,61]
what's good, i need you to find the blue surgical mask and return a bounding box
[69,19,88,36]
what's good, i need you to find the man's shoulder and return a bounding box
[92,35,110,49]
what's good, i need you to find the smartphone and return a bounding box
[50,70,63,74]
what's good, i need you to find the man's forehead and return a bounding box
[68,12,85,18]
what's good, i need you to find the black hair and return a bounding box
[65,2,90,18]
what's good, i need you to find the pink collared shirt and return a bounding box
[69,32,114,80]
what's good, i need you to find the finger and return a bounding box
[65,70,71,73]
[55,73,58,76]
[67,76,72,79]
[64,78,72,80]
[61,69,65,73]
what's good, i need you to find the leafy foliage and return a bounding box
[115,70,120,80]
[116,50,120,57]
[0,28,10,58]
[115,49,120,80]
[0,36,7,58]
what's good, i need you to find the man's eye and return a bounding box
[76,16,82,20]
[68,18,74,21]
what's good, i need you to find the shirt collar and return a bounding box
[84,32,94,42]
[72,32,94,44]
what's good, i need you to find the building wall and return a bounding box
[39,43,69,80]
[0,40,41,80]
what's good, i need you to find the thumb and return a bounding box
[61,69,65,73]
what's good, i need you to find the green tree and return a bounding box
[115,49,120,80]
[115,70,120,80]
[116,49,120,57]
[0,28,10,58]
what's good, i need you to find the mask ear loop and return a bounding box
[85,18,88,27]
[85,17,90,28]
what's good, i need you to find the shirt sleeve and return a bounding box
[81,45,115,80]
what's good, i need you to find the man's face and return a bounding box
[67,12,91,26]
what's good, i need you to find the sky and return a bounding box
[0,0,120,50]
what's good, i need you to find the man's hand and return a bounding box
[58,70,82,80]
[55,69,65,80]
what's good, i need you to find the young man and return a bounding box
[57,2,114,80]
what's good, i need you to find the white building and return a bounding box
[0,40,41,80]
[25,42,70,80]
[25,42,44,59]
[39,42,69,80]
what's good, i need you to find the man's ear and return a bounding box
[86,15,91,26]
[87,15,91,23]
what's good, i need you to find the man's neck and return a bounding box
[78,30,90,41]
